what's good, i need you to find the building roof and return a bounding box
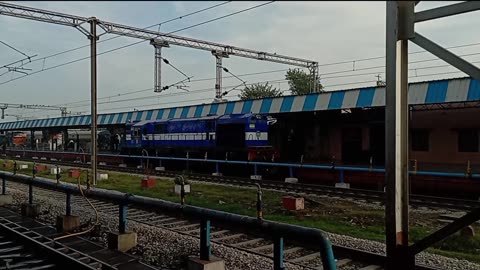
[1,77,479,131]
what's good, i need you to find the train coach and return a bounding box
[122,113,279,161]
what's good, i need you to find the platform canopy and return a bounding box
[0,77,479,131]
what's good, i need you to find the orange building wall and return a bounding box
[329,127,342,161]
[410,108,480,168]
[326,107,480,168]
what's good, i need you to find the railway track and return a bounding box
[5,155,480,211]
[0,216,61,270]
[0,207,157,270]
[5,181,440,270]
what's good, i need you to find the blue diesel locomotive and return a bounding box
[122,113,278,161]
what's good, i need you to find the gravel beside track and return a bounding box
[3,181,479,270]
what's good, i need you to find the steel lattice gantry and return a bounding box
[0,103,68,119]
[0,1,319,98]
[0,1,319,186]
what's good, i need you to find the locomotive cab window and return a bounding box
[205,120,215,130]
[458,129,479,152]
[143,128,148,136]
[154,124,165,133]
[133,128,139,137]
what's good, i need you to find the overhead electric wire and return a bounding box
[2,1,479,114]
[317,51,480,78]
[156,1,233,25]
[0,70,10,77]
[36,46,480,108]
[220,66,248,97]
[19,37,478,89]
[21,68,470,118]
[221,82,247,97]
[320,60,480,80]
[1,0,478,106]
[317,41,480,67]
[2,0,229,82]
[54,56,480,110]
[1,0,479,90]
[19,1,232,66]
[96,69,474,114]
[0,54,38,71]
[156,1,274,36]
[222,67,247,85]
[100,97,214,113]
[55,68,291,107]
[69,78,289,109]
[0,1,273,86]
[3,1,230,85]
[0,40,31,58]
[322,72,467,88]
[11,55,480,119]
[58,46,480,107]
[190,68,289,83]
[160,57,190,80]
[160,76,194,92]
[61,56,480,108]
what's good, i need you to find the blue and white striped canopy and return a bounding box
[1,77,479,131]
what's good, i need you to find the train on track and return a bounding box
[2,110,480,198]
[1,129,112,151]
[123,113,279,161]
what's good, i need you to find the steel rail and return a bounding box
[5,153,480,211]
[4,176,443,270]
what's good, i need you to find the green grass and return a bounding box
[1,159,480,264]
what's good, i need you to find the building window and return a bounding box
[458,129,479,152]
[411,129,429,152]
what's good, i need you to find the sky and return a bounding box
[0,1,479,121]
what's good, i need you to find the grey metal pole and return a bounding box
[153,44,162,92]
[309,63,319,93]
[385,2,413,269]
[215,56,222,99]
[89,18,98,186]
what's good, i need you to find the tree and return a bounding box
[238,83,282,100]
[285,68,323,95]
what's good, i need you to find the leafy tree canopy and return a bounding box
[238,82,282,100]
[285,68,323,95]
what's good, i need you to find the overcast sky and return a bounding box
[0,1,479,121]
